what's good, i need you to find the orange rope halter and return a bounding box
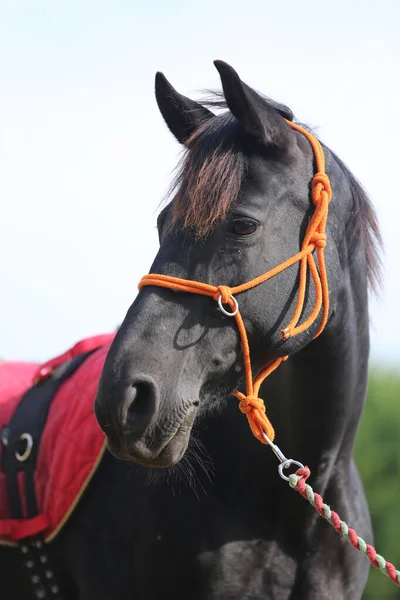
[139,122,332,444]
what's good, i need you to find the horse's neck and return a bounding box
[265,266,370,489]
[202,265,370,502]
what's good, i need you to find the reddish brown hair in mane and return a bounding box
[169,112,247,238]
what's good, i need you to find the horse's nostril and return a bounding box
[120,385,135,427]
[119,376,160,437]
[193,400,200,407]
[125,383,151,427]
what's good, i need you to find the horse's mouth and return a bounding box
[106,405,198,468]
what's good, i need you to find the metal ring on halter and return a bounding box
[15,433,33,462]
[217,294,239,317]
[278,459,304,481]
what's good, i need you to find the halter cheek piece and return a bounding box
[139,122,332,445]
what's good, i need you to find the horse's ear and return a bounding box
[155,72,214,144]
[213,60,293,149]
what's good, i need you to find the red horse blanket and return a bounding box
[0,334,115,547]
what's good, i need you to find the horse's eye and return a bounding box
[231,218,258,236]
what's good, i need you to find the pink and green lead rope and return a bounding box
[289,467,400,586]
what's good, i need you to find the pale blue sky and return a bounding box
[1,1,399,364]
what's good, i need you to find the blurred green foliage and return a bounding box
[355,368,400,599]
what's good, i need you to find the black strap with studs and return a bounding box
[19,535,62,599]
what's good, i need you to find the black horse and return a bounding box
[3,61,381,599]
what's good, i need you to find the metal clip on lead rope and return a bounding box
[261,431,304,481]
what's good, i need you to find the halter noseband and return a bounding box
[139,122,332,444]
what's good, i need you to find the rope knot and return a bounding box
[310,232,327,248]
[238,395,266,415]
[311,172,332,205]
[213,285,232,304]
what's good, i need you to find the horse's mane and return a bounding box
[167,93,382,291]
[328,150,382,292]
[168,110,246,238]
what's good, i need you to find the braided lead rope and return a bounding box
[289,467,400,586]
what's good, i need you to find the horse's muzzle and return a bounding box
[94,374,198,467]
